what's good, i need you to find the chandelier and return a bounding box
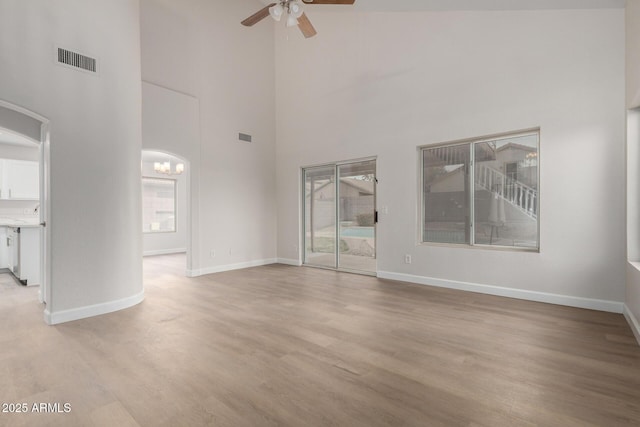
[154,161,184,176]
[269,0,304,27]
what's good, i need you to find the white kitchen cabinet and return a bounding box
[6,226,40,286]
[0,227,8,269]
[19,227,40,286]
[2,160,39,200]
[7,226,17,275]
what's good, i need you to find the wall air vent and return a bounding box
[56,47,97,74]
[238,133,252,143]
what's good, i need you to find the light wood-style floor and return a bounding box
[1,255,640,426]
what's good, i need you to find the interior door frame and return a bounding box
[302,156,377,275]
[0,99,50,314]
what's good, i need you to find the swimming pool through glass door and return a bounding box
[303,159,377,275]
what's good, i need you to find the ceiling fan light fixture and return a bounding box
[290,2,304,18]
[243,0,356,37]
[269,3,284,21]
[286,13,299,27]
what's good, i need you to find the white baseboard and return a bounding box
[624,304,640,345]
[377,271,624,314]
[187,258,278,277]
[143,248,187,257]
[276,258,302,266]
[44,289,145,325]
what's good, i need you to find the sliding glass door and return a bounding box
[337,160,376,273]
[303,159,376,274]
[303,165,337,269]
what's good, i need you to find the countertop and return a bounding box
[0,217,40,228]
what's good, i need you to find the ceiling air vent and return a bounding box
[56,47,97,74]
[238,133,252,143]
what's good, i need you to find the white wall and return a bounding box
[0,105,41,141]
[140,0,277,275]
[626,0,640,342]
[628,0,640,110]
[141,156,188,256]
[0,144,38,162]
[276,9,626,307]
[0,0,143,323]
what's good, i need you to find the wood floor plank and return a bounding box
[0,258,639,426]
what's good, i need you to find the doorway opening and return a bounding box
[141,150,191,276]
[303,158,377,275]
[0,100,49,316]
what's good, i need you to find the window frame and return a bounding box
[418,129,540,252]
[142,176,178,234]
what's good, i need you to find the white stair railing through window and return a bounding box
[475,164,537,220]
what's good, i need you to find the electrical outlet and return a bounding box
[404,254,412,264]
[382,206,389,215]
[228,248,232,256]
[293,244,298,252]
[210,250,215,258]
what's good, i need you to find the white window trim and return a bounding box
[418,128,540,252]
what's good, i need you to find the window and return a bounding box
[421,130,539,250]
[142,177,176,233]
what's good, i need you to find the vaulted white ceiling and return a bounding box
[259,0,624,11]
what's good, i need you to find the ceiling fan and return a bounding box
[241,0,356,39]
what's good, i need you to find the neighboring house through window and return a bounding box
[421,130,539,250]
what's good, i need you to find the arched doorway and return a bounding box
[0,100,50,313]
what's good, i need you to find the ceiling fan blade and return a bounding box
[241,3,276,27]
[301,0,356,4]
[298,13,317,38]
